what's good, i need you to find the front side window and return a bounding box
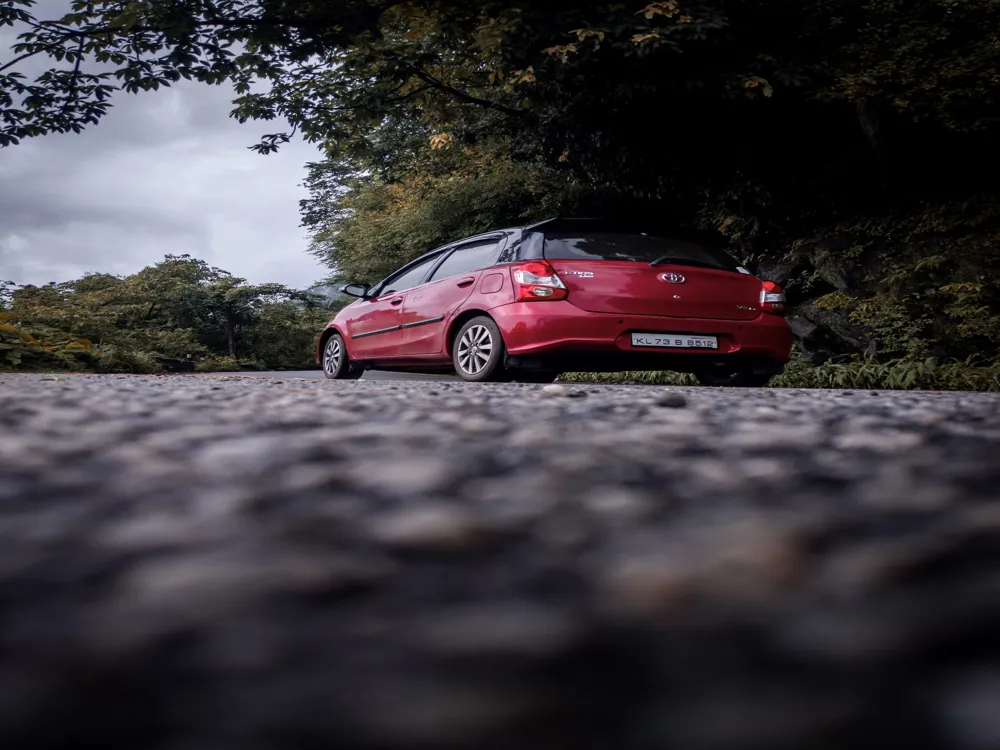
[428,239,503,281]
[377,256,440,296]
[541,231,739,271]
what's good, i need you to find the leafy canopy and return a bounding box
[6,1,1000,244]
[3,254,334,371]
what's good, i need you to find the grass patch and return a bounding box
[560,356,1000,391]
[560,371,697,386]
[771,355,1000,391]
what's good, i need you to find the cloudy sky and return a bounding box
[0,10,329,290]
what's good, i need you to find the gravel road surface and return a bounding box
[219,369,455,381]
[2,373,1000,750]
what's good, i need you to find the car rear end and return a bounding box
[490,220,793,381]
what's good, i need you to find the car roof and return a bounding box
[394,217,731,277]
[402,227,520,266]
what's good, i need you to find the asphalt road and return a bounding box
[2,373,1000,750]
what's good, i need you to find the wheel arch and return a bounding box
[317,325,348,362]
[446,309,497,356]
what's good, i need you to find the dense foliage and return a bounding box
[3,1,999,387]
[0,256,334,373]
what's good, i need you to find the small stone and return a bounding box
[939,671,1000,750]
[343,677,542,746]
[583,488,655,520]
[600,521,802,616]
[541,384,568,396]
[817,539,942,595]
[278,553,398,596]
[408,602,584,659]
[460,414,497,433]
[832,430,922,453]
[535,515,591,550]
[655,392,688,408]
[368,504,483,553]
[507,425,561,447]
[348,456,455,495]
[115,552,265,619]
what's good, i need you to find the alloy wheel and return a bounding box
[323,336,342,376]
[457,324,493,376]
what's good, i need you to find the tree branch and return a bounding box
[403,65,527,116]
[0,48,48,74]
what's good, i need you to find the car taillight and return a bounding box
[511,261,568,302]
[760,280,786,315]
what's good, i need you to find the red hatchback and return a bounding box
[316,218,793,386]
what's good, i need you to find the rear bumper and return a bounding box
[490,301,793,372]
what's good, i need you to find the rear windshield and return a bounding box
[541,231,740,271]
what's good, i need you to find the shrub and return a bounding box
[771,355,1000,391]
[0,313,95,371]
[95,346,165,374]
[194,355,241,373]
[560,355,1000,391]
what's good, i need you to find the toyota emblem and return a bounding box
[659,272,686,284]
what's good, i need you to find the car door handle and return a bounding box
[456,277,476,288]
[390,297,404,306]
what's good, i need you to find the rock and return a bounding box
[792,301,870,356]
[407,602,584,659]
[786,314,819,340]
[368,504,483,553]
[348,456,456,495]
[833,430,922,453]
[939,671,1000,750]
[755,261,799,286]
[655,392,688,408]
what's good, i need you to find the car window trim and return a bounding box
[426,234,506,282]
[371,252,445,297]
[370,232,508,297]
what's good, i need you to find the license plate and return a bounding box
[631,333,718,349]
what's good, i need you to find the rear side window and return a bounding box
[378,255,440,295]
[542,231,739,271]
[428,239,502,281]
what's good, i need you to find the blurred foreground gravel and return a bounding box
[2,373,1000,750]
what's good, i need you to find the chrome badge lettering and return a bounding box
[561,270,594,278]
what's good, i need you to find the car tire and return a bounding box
[453,316,507,382]
[322,332,363,380]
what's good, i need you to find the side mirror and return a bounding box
[341,283,370,298]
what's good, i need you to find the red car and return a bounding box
[316,218,793,386]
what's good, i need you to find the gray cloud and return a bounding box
[0,8,329,289]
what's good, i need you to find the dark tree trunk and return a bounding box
[225,315,235,358]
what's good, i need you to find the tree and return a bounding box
[307,139,598,283]
[5,1,999,178]
[0,280,15,310]
[3,254,331,372]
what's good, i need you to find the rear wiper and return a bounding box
[649,255,717,269]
